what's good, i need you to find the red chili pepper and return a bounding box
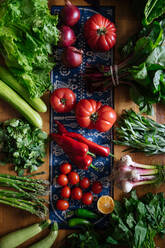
[51,133,91,157]
[70,154,93,170]
[54,121,110,157]
[55,120,67,134]
[51,133,94,170]
[65,132,110,157]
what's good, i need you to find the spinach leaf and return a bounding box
[143,0,165,25]
[129,63,150,86]
[146,46,165,70]
[133,221,147,248]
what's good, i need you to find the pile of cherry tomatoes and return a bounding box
[56,162,103,211]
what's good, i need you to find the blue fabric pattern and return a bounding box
[50,5,115,228]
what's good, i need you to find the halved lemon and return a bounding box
[97,195,114,214]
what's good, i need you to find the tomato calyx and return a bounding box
[60,98,67,105]
[90,112,98,122]
[97,27,107,36]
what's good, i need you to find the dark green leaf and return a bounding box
[146,46,165,70]
[143,0,165,25]
[133,221,147,248]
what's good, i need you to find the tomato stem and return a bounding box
[60,98,66,105]
[97,27,107,35]
[90,112,98,122]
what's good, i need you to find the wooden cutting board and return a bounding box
[0,0,164,247]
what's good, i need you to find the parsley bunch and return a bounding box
[0,119,48,175]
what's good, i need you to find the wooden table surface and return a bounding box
[0,0,164,247]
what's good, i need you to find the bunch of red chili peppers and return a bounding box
[51,121,111,170]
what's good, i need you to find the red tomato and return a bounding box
[82,192,93,205]
[57,174,68,186]
[92,181,102,194]
[61,186,71,198]
[50,88,76,113]
[76,99,117,132]
[84,14,116,51]
[71,187,82,200]
[60,163,72,174]
[80,177,90,189]
[68,172,79,185]
[56,199,69,210]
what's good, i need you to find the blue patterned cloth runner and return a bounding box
[50,5,115,228]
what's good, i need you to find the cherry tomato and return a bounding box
[80,177,90,189]
[60,163,72,174]
[71,187,82,200]
[57,174,68,186]
[82,192,93,205]
[92,181,103,194]
[61,186,71,198]
[68,171,79,185]
[56,199,69,211]
[50,88,76,113]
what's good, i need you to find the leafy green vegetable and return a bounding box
[0,118,48,175]
[118,0,165,114]
[114,109,165,155]
[106,191,165,248]
[62,191,165,248]
[0,0,59,98]
[143,0,165,25]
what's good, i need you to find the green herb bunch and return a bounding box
[114,109,165,155]
[0,119,48,175]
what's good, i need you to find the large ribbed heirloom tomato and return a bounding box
[75,99,117,132]
[84,13,116,51]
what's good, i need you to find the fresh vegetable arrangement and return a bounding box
[0,119,47,175]
[63,191,165,248]
[0,174,49,218]
[84,0,165,114]
[114,109,165,155]
[0,0,165,247]
[0,0,59,98]
[112,155,165,193]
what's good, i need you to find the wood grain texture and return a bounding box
[0,0,164,247]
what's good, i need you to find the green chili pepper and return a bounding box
[74,208,99,219]
[68,218,91,227]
